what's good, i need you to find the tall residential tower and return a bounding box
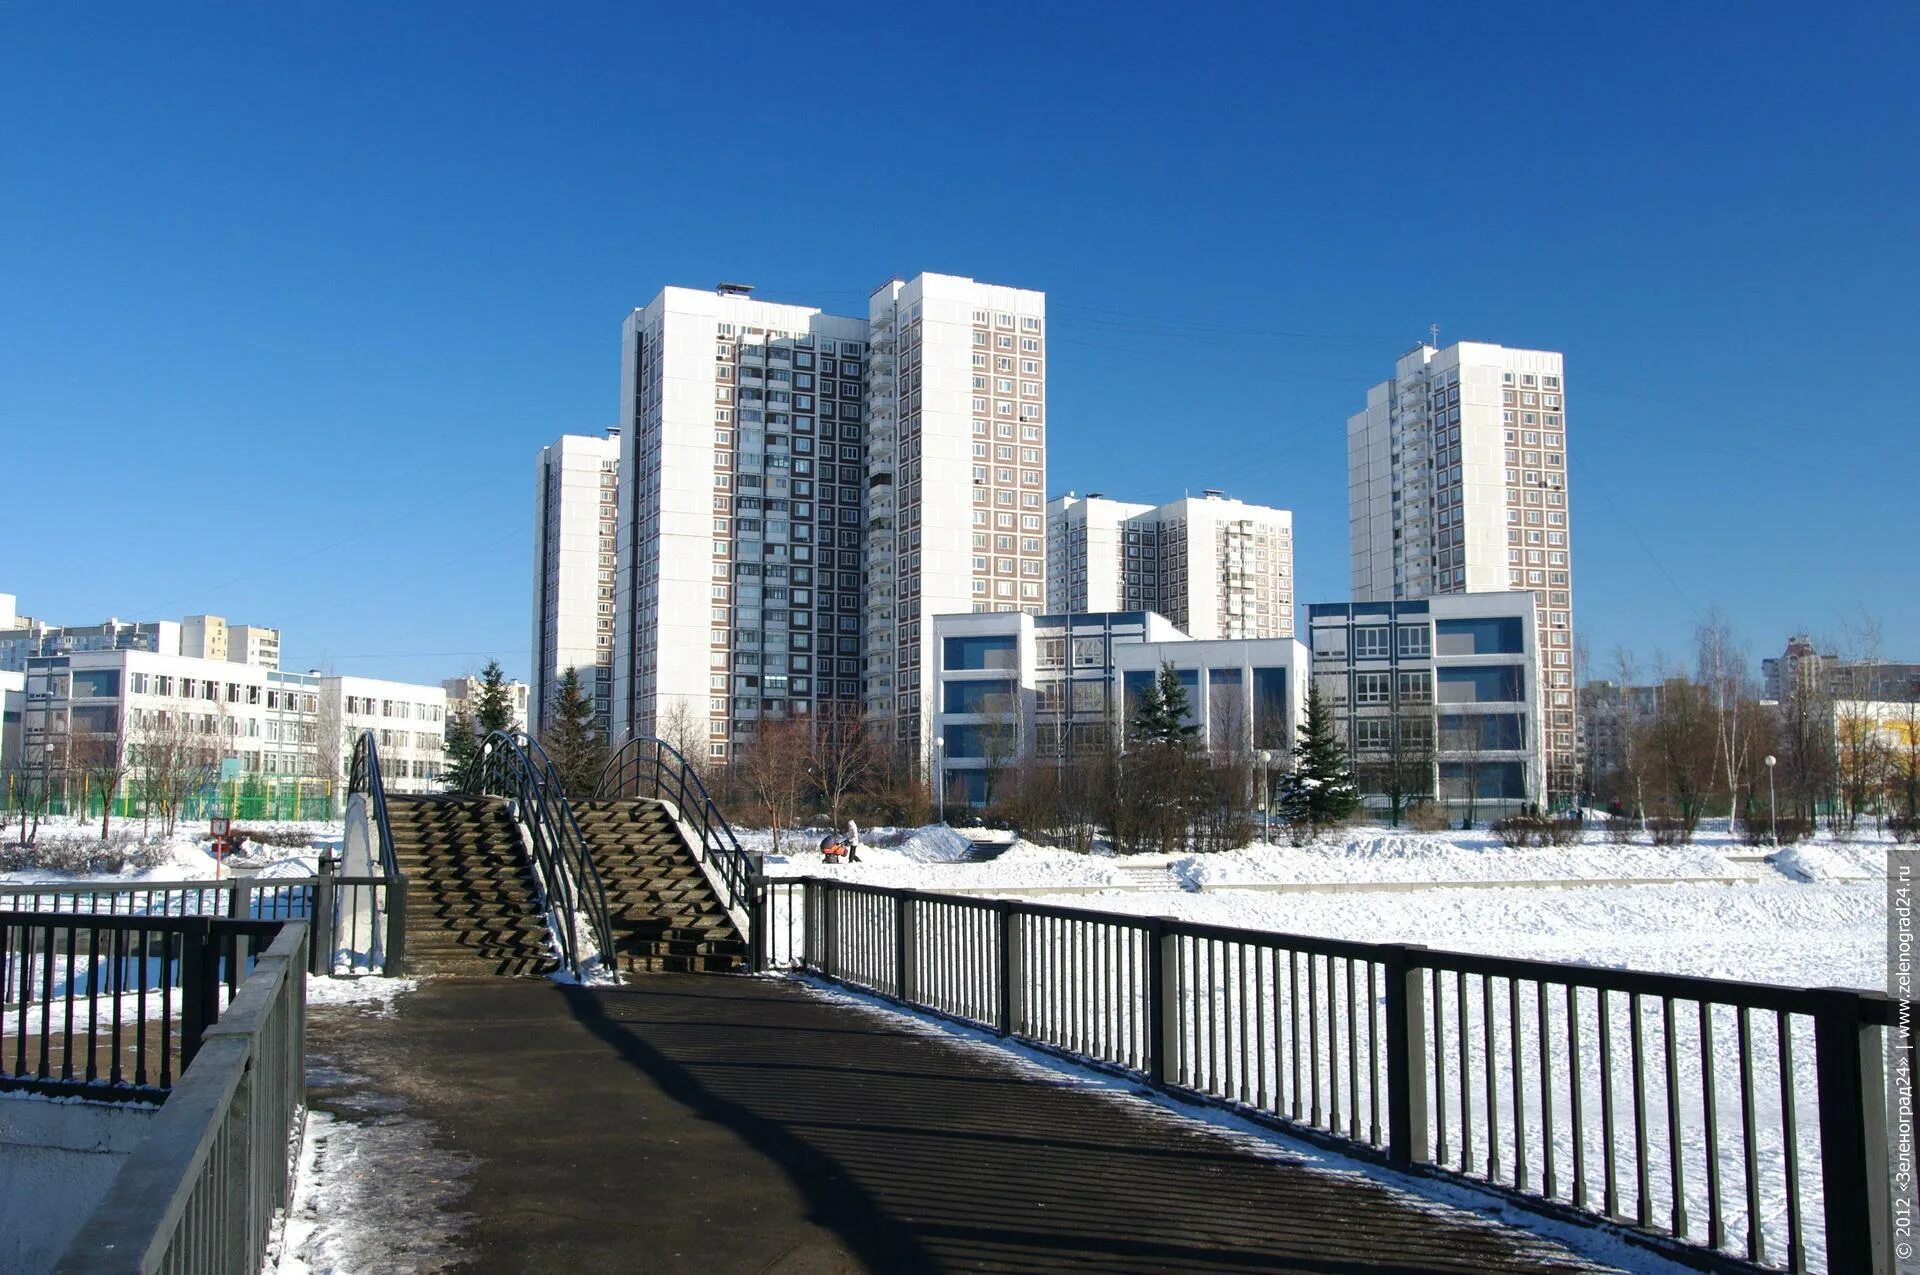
[531,429,620,736]
[864,274,1047,763]
[1347,341,1576,799]
[1047,491,1294,640]
[612,285,870,761]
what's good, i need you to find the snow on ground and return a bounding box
[752,820,1889,990]
[0,815,344,886]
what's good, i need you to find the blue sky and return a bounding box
[2,5,1914,687]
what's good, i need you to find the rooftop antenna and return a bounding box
[1428,322,1440,349]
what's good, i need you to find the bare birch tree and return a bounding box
[736,717,809,854]
[71,727,130,841]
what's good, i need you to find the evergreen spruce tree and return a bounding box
[541,667,606,798]
[474,659,515,737]
[1132,663,1200,745]
[1276,684,1360,835]
[444,708,479,790]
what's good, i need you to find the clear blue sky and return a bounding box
[3,5,1914,687]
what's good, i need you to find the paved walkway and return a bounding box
[307,974,1633,1274]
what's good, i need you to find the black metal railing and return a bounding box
[57,921,307,1274]
[2,910,290,1099]
[597,735,753,919]
[764,878,1906,1275]
[348,728,402,879]
[0,872,403,978]
[465,730,615,981]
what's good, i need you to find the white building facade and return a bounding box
[531,430,620,737]
[866,274,1047,767]
[1048,491,1294,641]
[930,609,1307,806]
[1308,592,1548,813]
[321,675,446,793]
[612,286,871,763]
[1348,341,1575,802]
[20,649,324,781]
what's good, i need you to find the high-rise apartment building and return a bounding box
[227,624,280,671]
[1347,341,1576,799]
[613,285,870,760]
[1047,491,1294,640]
[531,430,620,736]
[865,274,1047,763]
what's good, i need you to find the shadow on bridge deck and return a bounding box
[306,974,1628,1274]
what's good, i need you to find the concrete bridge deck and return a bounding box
[306,974,1637,1274]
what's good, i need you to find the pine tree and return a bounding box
[1276,684,1360,835]
[1132,663,1199,745]
[541,667,606,798]
[444,708,479,790]
[474,660,515,737]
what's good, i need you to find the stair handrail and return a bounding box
[465,729,617,982]
[347,729,401,880]
[594,734,754,923]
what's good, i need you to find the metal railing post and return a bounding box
[996,900,1018,1036]
[310,857,336,978]
[1147,917,1177,1088]
[1384,944,1432,1168]
[821,881,838,982]
[179,917,217,1070]
[227,878,246,922]
[894,890,916,1003]
[383,874,408,977]
[749,869,769,974]
[1813,988,1891,1274]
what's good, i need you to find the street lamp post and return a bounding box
[1257,750,1274,829]
[1765,754,1778,847]
[935,735,946,825]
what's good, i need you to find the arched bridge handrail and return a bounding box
[464,729,617,982]
[347,729,401,880]
[594,735,753,922]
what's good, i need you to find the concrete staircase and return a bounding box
[385,794,558,978]
[572,799,747,974]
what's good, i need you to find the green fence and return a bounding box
[2,776,340,823]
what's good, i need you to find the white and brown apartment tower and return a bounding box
[864,274,1047,767]
[531,429,620,737]
[1047,491,1294,640]
[613,285,870,763]
[1347,341,1577,801]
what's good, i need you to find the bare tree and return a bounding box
[1636,676,1718,836]
[131,708,225,837]
[806,702,878,828]
[1695,609,1752,825]
[978,709,1023,812]
[8,737,64,846]
[1360,703,1436,828]
[656,698,710,784]
[70,727,130,841]
[1441,717,1488,827]
[736,717,809,854]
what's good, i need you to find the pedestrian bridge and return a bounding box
[14,729,1904,1272]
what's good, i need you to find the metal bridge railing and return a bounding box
[764,877,1906,1275]
[0,872,403,978]
[56,921,308,1274]
[596,735,753,922]
[2,910,292,1099]
[466,730,615,982]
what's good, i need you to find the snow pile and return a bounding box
[0,816,345,885]
[304,975,417,1017]
[1769,842,1884,883]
